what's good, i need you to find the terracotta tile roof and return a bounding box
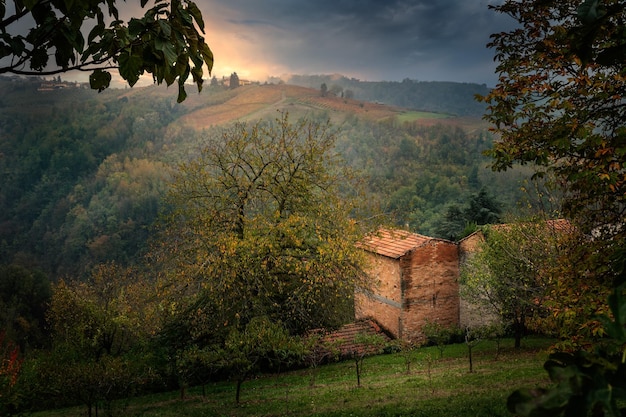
[359,228,431,259]
[546,218,574,233]
[459,219,574,248]
[323,319,391,357]
[487,218,573,234]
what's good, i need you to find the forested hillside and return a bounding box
[0,76,532,281]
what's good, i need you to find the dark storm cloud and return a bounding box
[205,0,516,85]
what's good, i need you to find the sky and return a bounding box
[1,0,517,87]
[198,0,517,87]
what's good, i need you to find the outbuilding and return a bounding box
[356,228,460,343]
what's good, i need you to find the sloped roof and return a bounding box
[323,319,392,357]
[458,219,574,252]
[359,228,431,259]
[459,219,574,241]
[489,218,573,233]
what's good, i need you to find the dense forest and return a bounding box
[0,76,534,282]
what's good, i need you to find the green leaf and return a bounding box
[30,47,48,71]
[178,7,193,25]
[87,23,105,44]
[200,42,213,71]
[22,0,39,11]
[603,287,626,341]
[54,47,73,69]
[89,69,111,92]
[177,82,187,103]
[155,37,177,66]
[191,66,203,91]
[187,1,205,32]
[128,18,147,37]
[63,0,75,13]
[118,51,143,86]
[106,0,119,20]
[158,20,171,38]
[96,8,104,26]
[1,34,25,56]
[0,44,11,59]
[577,0,606,24]
[163,63,176,85]
[60,21,85,53]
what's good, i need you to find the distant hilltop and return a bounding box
[278,74,490,118]
[38,79,89,91]
[0,72,491,117]
[0,75,88,91]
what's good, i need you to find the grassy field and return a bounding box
[396,111,451,123]
[35,337,553,417]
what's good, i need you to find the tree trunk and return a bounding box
[514,317,524,349]
[236,379,243,404]
[495,337,502,360]
[354,356,362,387]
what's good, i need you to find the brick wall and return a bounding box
[356,239,460,343]
[401,240,460,342]
[355,254,402,337]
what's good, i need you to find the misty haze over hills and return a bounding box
[268,74,490,117]
[0,74,525,281]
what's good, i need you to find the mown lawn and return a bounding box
[34,337,553,417]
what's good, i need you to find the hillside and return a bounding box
[0,76,533,280]
[178,84,403,128]
[285,74,490,117]
[115,82,463,128]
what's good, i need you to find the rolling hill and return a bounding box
[0,76,533,280]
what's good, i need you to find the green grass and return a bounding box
[396,111,451,122]
[33,337,553,417]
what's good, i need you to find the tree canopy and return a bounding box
[481,0,626,238]
[156,113,371,336]
[460,221,560,348]
[481,0,626,415]
[0,0,213,101]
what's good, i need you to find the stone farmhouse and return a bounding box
[355,228,460,343]
[353,221,572,343]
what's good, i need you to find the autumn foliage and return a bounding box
[0,331,23,413]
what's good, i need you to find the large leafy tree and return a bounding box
[481,0,626,239]
[38,262,158,414]
[482,0,626,415]
[0,0,213,101]
[157,113,371,338]
[460,221,559,349]
[0,264,51,351]
[434,188,502,241]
